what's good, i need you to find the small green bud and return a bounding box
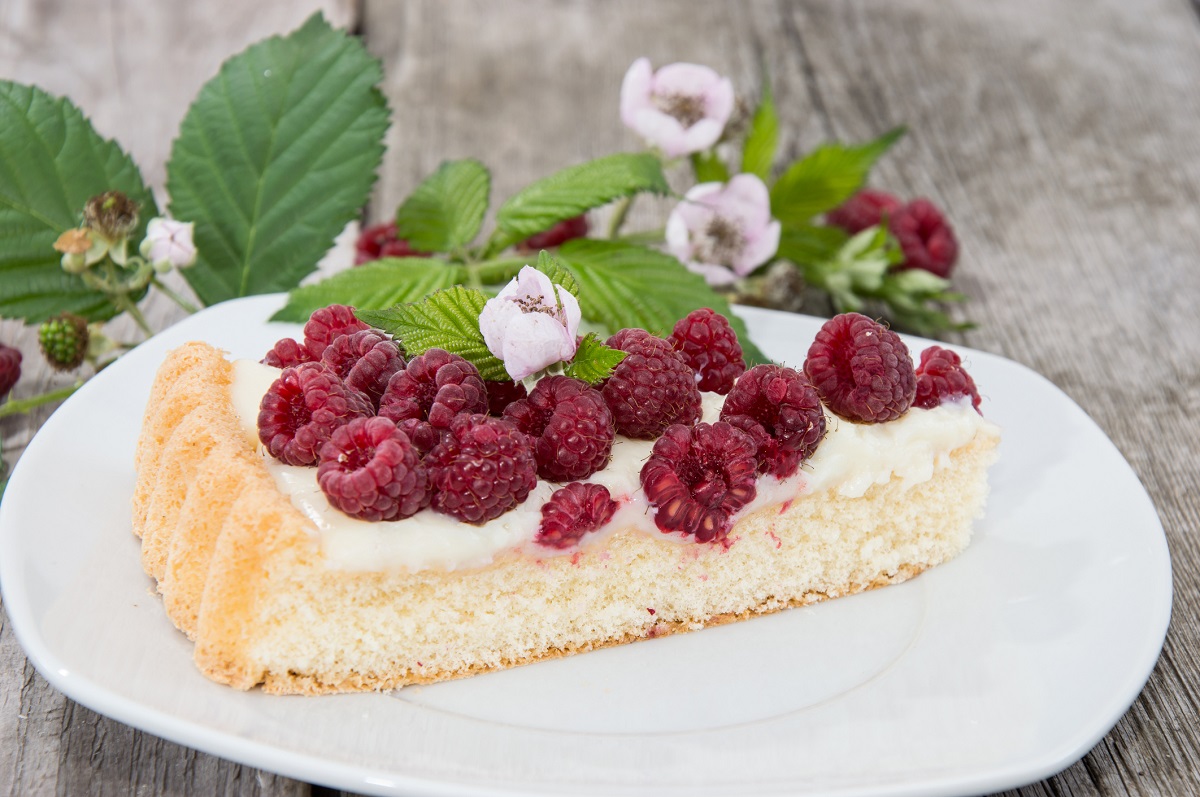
[38,313,90,371]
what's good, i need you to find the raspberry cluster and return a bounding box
[317,417,429,521]
[426,414,539,523]
[720,364,826,477]
[602,328,701,439]
[914,345,981,412]
[503,376,614,482]
[354,221,431,264]
[804,313,915,423]
[669,308,745,394]
[826,190,959,279]
[258,362,374,466]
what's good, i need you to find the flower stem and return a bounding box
[0,380,84,418]
[619,228,666,246]
[151,277,200,314]
[607,196,635,239]
[113,294,154,337]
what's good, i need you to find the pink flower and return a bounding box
[620,58,735,158]
[479,266,582,381]
[666,174,781,285]
[140,218,197,270]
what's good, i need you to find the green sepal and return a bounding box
[564,333,626,384]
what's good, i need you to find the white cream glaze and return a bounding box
[229,359,997,573]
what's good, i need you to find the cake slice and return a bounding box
[132,329,999,695]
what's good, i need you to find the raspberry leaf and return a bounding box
[564,333,626,384]
[776,223,849,266]
[395,159,490,254]
[167,13,389,306]
[356,286,508,380]
[271,257,467,322]
[488,153,669,253]
[690,151,730,184]
[556,239,770,366]
[0,81,158,323]
[533,250,580,298]
[741,77,779,181]
[769,127,905,225]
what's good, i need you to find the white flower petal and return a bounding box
[653,62,723,96]
[734,220,781,275]
[619,58,655,129]
[684,260,739,286]
[676,118,725,155]
[704,77,736,125]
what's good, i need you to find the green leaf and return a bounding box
[0,81,158,323]
[776,223,849,266]
[356,286,507,379]
[533,250,580,297]
[556,239,769,365]
[271,257,467,321]
[564,333,626,384]
[769,127,905,225]
[690,151,730,184]
[395,159,490,253]
[167,13,389,306]
[490,153,669,251]
[741,78,778,181]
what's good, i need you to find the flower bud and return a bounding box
[140,218,197,270]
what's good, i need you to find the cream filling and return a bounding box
[230,359,997,573]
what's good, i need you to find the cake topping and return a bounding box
[321,329,406,409]
[640,421,758,543]
[502,375,615,482]
[668,307,746,395]
[425,413,538,524]
[914,345,982,412]
[484,379,528,416]
[602,328,702,439]
[720,364,826,477]
[257,362,374,466]
[317,416,430,521]
[378,348,487,429]
[262,337,314,368]
[535,482,619,549]
[804,313,916,423]
[302,303,369,360]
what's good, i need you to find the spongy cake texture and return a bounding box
[133,342,999,695]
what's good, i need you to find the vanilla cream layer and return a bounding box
[231,359,997,573]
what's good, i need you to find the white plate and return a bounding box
[0,295,1171,797]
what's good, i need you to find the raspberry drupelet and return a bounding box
[317,417,430,521]
[258,363,374,466]
[640,422,758,543]
[425,414,539,524]
[668,308,746,395]
[535,482,619,549]
[602,328,702,439]
[720,364,826,477]
[503,375,615,482]
[914,345,982,412]
[804,313,916,423]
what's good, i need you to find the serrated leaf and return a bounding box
[356,286,507,379]
[490,153,669,251]
[533,250,580,297]
[167,13,388,306]
[690,151,730,184]
[741,78,778,181]
[395,159,490,253]
[0,81,159,322]
[564,333,626,384]
[775,223,849,266]
[769,127,905,225]
[271,257,467,321]
[557,239,770,365]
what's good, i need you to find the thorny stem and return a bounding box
[151,277,199,314]
[0,380,84,418]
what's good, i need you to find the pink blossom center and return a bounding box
[694,215,746,266]
[654,93,707,128]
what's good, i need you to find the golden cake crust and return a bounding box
[133,342,999,695]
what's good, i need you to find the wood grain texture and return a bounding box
[3,0,1200,794]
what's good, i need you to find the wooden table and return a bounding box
[2,1,1198,794]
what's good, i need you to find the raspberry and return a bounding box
[317,417,430,521]
[640,422,758,543]
[258,363,373,466]
[914,346,981,412]
[0,344,22,398]
[354,221,431,264]
[826,189,903,235]
[668,308,746,395]
[395,418,447,457]
[302,304,369,360]
[516,214,589,252]
[426,414,538,524]
[485,379,528,416]
[890,198,959,278]
[601,329,702,439]
[321,329,406,409]
[804,313,915,423]
[379,349,487,429]
[536,482,618,549]
[262,337,314,369]
[38,313,88,371]
[719,364,826,477]
[503,376,614,482]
